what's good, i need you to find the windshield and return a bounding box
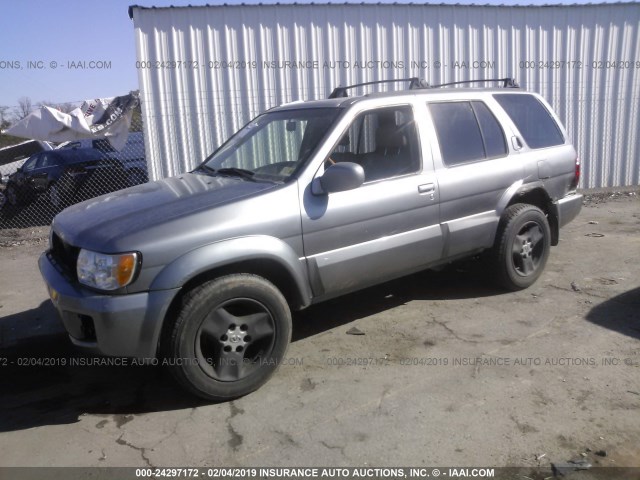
[200,107,342,182]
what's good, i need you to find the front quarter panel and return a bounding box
[149,235,312,307]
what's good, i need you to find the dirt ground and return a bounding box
[0,190,638,474]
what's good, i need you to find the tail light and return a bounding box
[569,156,580,190]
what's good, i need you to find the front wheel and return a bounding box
[162,274,292,401]
[5,184,19,206]
[491,203,551,290]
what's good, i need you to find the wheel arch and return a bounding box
[151,236,312,312]
[499,182,559,246]
[176,258,309,312]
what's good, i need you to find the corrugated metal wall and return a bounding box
[131,3,640,188]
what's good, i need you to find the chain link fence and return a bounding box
[0,117,147,230]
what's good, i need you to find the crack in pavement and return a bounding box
[547,284,609,299]
[92,410,191,466]
[226,401,245,451]
[471,315,562,378]
[377,385,391,412]
[274,429,300,447]
[116,434,155,468]
[431,317,481,344]
[319,440,346,457]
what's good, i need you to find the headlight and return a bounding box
[77,249,140,290]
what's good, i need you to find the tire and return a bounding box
[49,181,74,210]
[491,203,551,291]
[48,182,63,209]
[5,184,19,206]
[162,274,292,401]
[50,173,80,209]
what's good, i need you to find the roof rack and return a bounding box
[430,78,519,88]
[328,77,428,99]
[327,77,519,99]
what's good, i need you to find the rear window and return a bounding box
[493,94,564,149]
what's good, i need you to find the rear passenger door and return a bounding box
[428,100,523,258]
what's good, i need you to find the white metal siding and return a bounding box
[132,3,640,188]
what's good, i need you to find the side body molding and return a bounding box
[149,235,313,308]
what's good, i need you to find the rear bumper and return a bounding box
[554,192,583,228]
[39,252,179,359]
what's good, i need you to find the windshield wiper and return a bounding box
[216,167,257,181]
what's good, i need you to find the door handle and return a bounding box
[418,183,435,194]
[511,136,523,151]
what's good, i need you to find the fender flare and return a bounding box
[495,179,525,216]
[149,235,312,308]
[495,180,559,245]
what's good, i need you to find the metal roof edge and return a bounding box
[129,0,640,18]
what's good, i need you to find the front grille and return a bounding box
[50,232,80,281]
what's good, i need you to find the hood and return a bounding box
[53,173,276,250]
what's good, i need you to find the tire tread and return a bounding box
[161,273,291,401]
[491,203,550,291]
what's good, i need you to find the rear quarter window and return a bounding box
[493,94,564,149]
[472,101,506,159]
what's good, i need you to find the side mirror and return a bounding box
[312,162,364,195]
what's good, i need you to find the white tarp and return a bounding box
[2,92,139,151]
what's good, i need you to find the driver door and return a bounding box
[31,152,54,192]
[301,104,443,299]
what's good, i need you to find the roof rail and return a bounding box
[430,78,519,89]
[328,77,428,99]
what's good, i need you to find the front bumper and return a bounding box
[554,192,584,229]
[39,252,179,359]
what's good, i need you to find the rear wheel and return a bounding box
[48,182,63,208]
[492,203,551,290]
[50,173,80,209]
[162,274,292,401]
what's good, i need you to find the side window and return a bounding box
[38,153,54,168]
[429,101,507,167]
[22,155,39,172]
[471,101,507,159]
[329,106,420,182]
[429,102,485,166]
[493,94,564,149]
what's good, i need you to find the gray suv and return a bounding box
[39,78,583,400]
